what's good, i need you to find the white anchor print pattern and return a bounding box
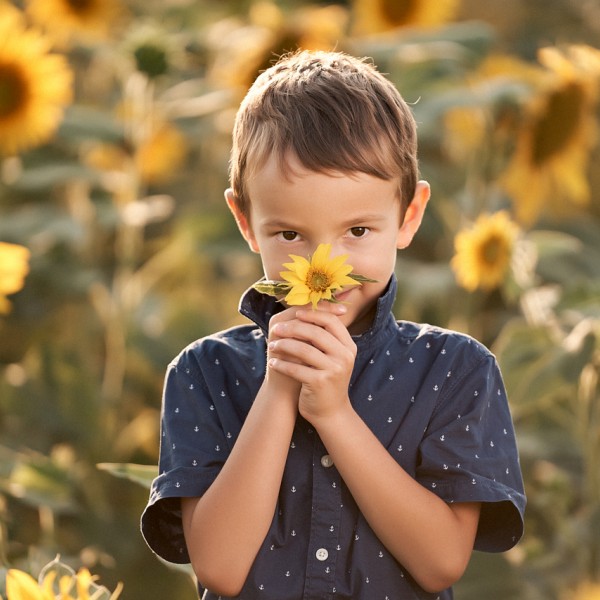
[143,299,525,600]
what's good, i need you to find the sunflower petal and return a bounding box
[311,243,332,266]
[254,242,378,308]
[6,569,47,600]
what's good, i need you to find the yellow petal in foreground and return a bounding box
[0,242,31,314]
[74,568,94,600]
[6,569,53,600]
[0,7,72,156]
[451,211,520,293]
[280,243,359,309]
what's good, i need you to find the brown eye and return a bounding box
[281,231,298,241]
[349,227,367,238]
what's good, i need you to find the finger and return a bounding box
[268,307,305,341]
[295,308,355,346]
[313,301,348,316]
[270,320,342,355]
[268,355,323,383]
[268,337,333,370]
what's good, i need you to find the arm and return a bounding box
[268,308,481,593]
[181,304,345,597]
[181,380,295,596]
[313,408,480,592]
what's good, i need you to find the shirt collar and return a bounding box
[239,274,398,346]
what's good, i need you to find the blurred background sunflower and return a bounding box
[0,241,30,314]
[0,5,72,155]
[24,0,128,45]
[351,0,460,34]
[451,211,520,293]
[502,45,600,225]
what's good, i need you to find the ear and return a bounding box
[396,181,430,250]
[225,188,260,253]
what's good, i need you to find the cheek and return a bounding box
[261,253,288,279]
[351,248,396,279]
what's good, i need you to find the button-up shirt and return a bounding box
[141,276,526,600]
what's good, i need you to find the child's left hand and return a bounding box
[267,302,357,424]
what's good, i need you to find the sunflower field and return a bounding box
[1,0,599,598]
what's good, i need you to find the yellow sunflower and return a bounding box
[451,211,520,293]
[501,44,600,226]
[280,243,361,309]
[0,242,31,314]
[7,557,123,600]
[6,568,54,600]
[0,6,72,156]
[25,0,127,45]
[351,0,460,35]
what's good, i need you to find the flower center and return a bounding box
[307,268,332,292]
[66,0,94,12]
[481,235,506,266]
[380,0,417,25]
[0,63,28,120]
[531,81,585,166]
[134,43,169,78]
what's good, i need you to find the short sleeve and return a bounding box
[140,348,230,564]
[416,350,526,552]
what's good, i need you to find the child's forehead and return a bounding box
[246,155,401,220]
[248,151,363,187]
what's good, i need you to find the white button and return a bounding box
[320,454,334,468]
[315,548,329,561]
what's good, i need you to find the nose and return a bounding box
[309,241,344,261]
[327,243,349,260]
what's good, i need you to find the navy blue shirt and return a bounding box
[141,276,526,600]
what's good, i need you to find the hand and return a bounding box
[267,301,357,425]
[264,306,304,403]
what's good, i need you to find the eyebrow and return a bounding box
[340,214,389,226]
[260,214,389,230]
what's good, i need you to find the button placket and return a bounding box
[303,438,341,599]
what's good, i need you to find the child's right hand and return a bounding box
[265,307,304,402]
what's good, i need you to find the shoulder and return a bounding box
[396,320,492,358]
[170,324,266,378]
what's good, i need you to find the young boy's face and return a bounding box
[227,154,429,334]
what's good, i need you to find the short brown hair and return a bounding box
[229,50,419,218]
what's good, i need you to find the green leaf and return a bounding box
[493,317,597,422]
[348,274,378,283]
[251,281,291,297]
[59,105,124,144]
[97,463,157,488]
[0,451,77,512]
[11,163,99,193]
[528,230,583,258]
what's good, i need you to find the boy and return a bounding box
[141,50,526,599]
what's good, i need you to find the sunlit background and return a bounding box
[1,0,599,598]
